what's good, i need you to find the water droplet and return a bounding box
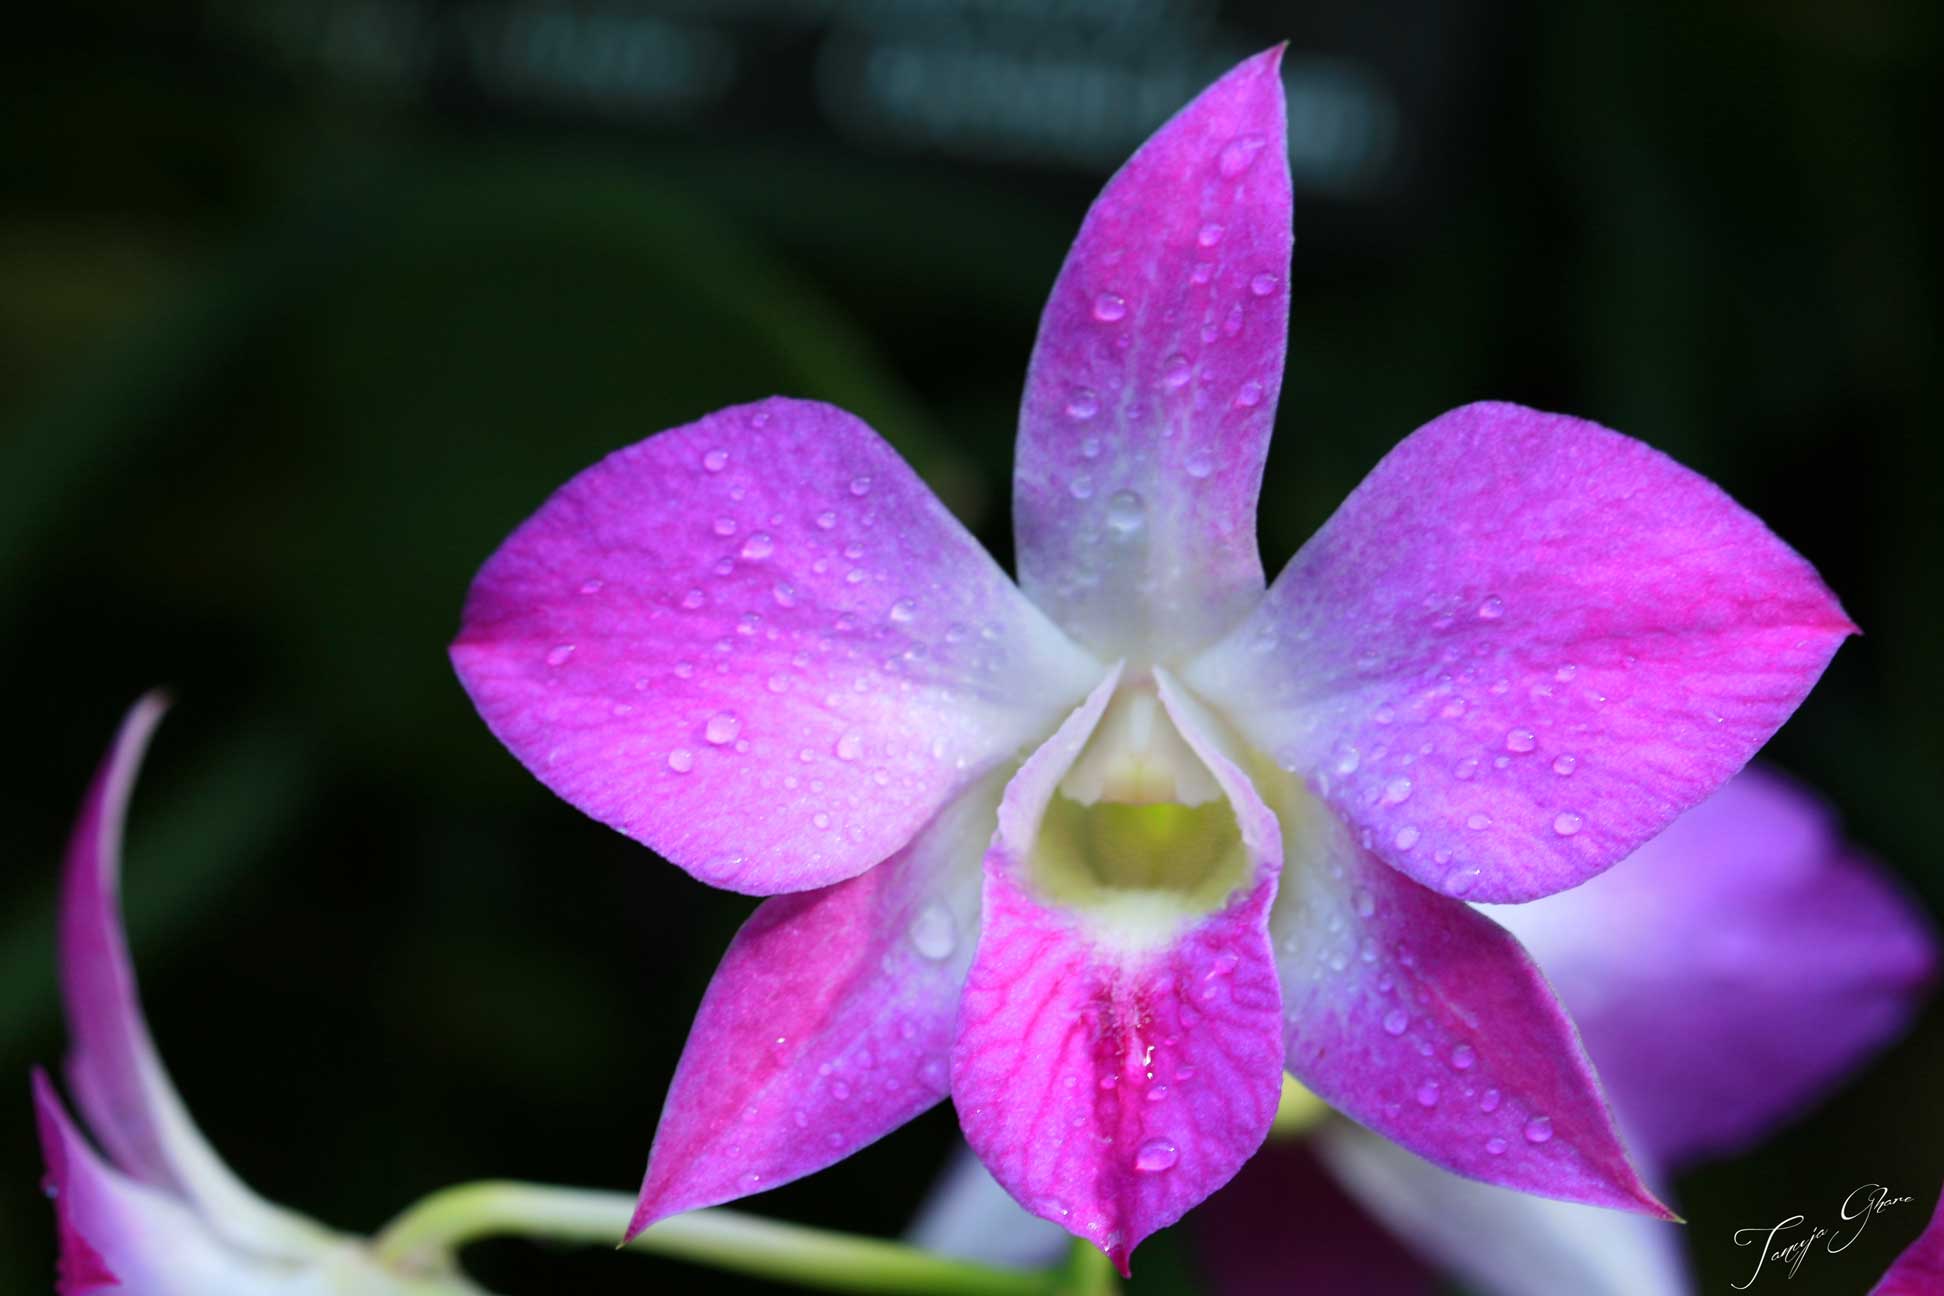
[1066,389,1099,420]
[1146,1084,1169,1102]
[1106,490,1145,534]
[1415,1080,1440,1107]
[849,475,873,496]
[1093,292,1128,322]
[1466,813,1492,831]
[702,448,729,472]
[766,673,790,694]
[546,644,576,667]
[907,903,956,959]
[1486,1136,1508,1156]
[1441,865,1480,896]
[1217,133,1267,177]
[1450,1044,1476,1070]
[1454,757,1479,780]
[1134,1139,1179,1172]
[1353,888,1376,918]
[1382,777,1413,805]
[1555,663,1578,682]
[1476,595,1505,620]
[815,510,837,530]
[835,731,864,761]
[1185,451,1214,479]
[667,748,694,773]
[1505,728,1537,753]
[889,598,917,624]
[1523,1116,1554,1144]
[1160,354,1192,390]
[579,578,604,595]
[1233,379,1263,408]
[704,713,741,745]
[1553,811,1583,837]
[1479,1088,1501,1112]
[1393,826,1420,851]
[1551,755,1577,778]
[1069,475,1095,500]
[741,533,774,560]
[712,517,737,537]
[1336,748,1361,775]
[1081,436,1102,458]
[1196,222,1225,247]
[772,582,798,608]
[1382,1009,1409,1036]
[1249,272,1278,296]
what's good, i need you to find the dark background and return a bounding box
[3,2,1939,1292]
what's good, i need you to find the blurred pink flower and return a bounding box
[1195,767,1935,1295]
[453,48,1850,1271]
[31,697,474,1296]
[1873,1183,1944,1296]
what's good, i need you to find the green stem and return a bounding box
[373,1180,1055,1296]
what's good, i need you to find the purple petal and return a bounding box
[1185,401,1854,902]
[454,396,1101,896]
[1313,1121,1692,1296]
[58,696,320,1257]
[1261,767,1671,1217]
[1872,1182,1944,1296]
[952,670,1286,1275]
[1014,47,1290,662]
[1488,767,1937,1166]
[629,771,1007,1235]
[31,1071,324,1296]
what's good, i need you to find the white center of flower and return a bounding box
[1032,684,1251,952]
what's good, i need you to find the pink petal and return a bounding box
[1013,47,1290,662]
[1873,1183,1944,1296]
[1184,401,1854,902]
[58,696,321,1258]
[1262,768,1671,1218]
[629,772,1007,1235]
[1313,1122,1692,1296]
[453,397,1101,895]
[952,670,1286,1274]
[1488,767,1937,1166]
[1195,1141,1439,1296]
[31,1071,322,1296]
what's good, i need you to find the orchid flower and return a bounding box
[451,47,1853,1270]
[30,696,478,1296]
[1187,766,1936,1295]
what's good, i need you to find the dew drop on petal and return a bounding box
[667,748,694,773]
[1393,826,1420,851]
[1382,1009,1409,1036]
[815,510,837,530]
[1479,1088,1501,1112]
[1249,272,1278,296]
[1233,379,1263,408]
[1415,1081,1440,1107]
[835,731,864,761]
[772,582,797,608]
[702,448,729,472]
[1440,864,1480,896]
[1217,133,1266,177]
[740,533,774,560]
[1196,222,1225,247]
[908,904,956,960]
[1093,292,1128,322]
[704,713,741,745]
[1066,389,1100,420]
[1106,490,1145,534]
[849,475,873,496]
[1505,728,1537,753]
[1160,354,1192,390]
[1134,1139,1179,1172]
[1353,888,1376,918]
[1185,451,1214,479]
[1382,777,1413,805]
[889,598,917,624]
[1553,811,1584,837]
[712,517,737,537]
[1552,754,1577,776]
[1476,595,1505,620]
[545,644,575,667]
[1486,1136,1508,1156]
[1524,1116,1554,1144]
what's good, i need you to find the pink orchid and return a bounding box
[451,47,1852,1270]
[31,697,477,1296]
[1194,766,1936,1295]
